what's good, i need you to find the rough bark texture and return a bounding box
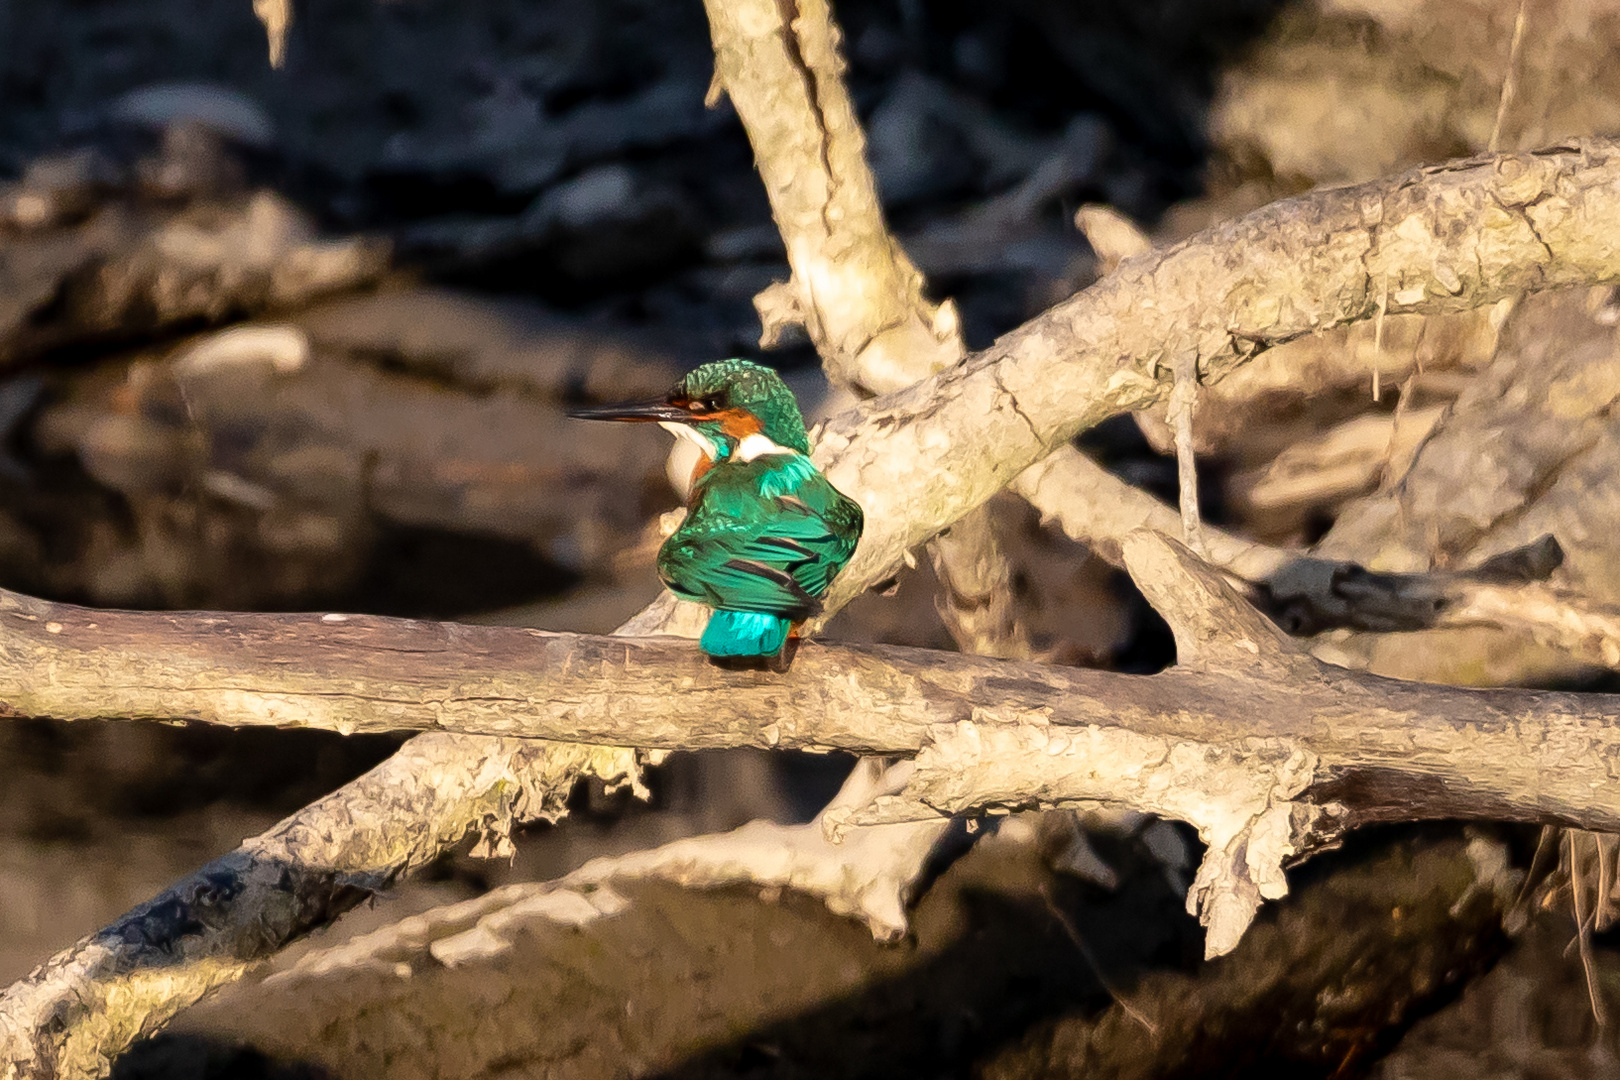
[1014,446,1291,581]
[0,735,644,1080]
[811,140,1620,620]
[1013,450,1620,678]
[6,534,1620,968]
[133,831,1514,1080]
[12,139,1620,1077]
[700,0,960,394]
[702,0,1026,660]
[4,551,1620,826]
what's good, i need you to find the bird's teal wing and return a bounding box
[657,455,863,620]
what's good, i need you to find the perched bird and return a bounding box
[569,359,863,664]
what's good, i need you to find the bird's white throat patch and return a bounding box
[660,422,794,464]
[736,433,795,462]
[660,421,718,461]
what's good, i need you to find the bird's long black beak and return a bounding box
[566,398,695,423]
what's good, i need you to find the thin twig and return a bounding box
[1169,350,1206,556]
[1569,831,1611,1029]
[1489,0,1531,153]
[1039,882,1158,1034]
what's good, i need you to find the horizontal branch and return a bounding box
[7,533,1620,962]
[5,549,1620,829]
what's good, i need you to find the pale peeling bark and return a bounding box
[10,536,1620,961]
[1014,450,1612,663]
[702,0,1026,659]
[812,141,1620,621]
[1013,445,1292,581]
[701,0,960,394]
[0,735,645,1080]
[11,140,1620,1076]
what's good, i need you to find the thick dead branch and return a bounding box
[0,735,645,1080]
[14,140,1620,1075]
[702,0,1025,659]
[1013,446,1292,581]
[1014,452,1620,675]
[700,0,959,394]
[1013,449,1262,575]
[813,139,1620,618]
[10,536,1620,962]
[156,831,1512,1080]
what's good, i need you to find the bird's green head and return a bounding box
[674,359,810,456]
[568,358,810,464]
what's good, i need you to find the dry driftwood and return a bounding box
[0,729,647,1079]
[10,139,1620,1078]
[703,0,1027,659]
[1076,203,1500,469]
[7,533,1620,956]
[701,0,960,396]
[1013,446,1620,679]
[812,138,1620,619]
[1290,287,1620,685]
[141,831,1514,1080]
[1322,289,1620,586]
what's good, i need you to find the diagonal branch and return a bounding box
[0,736,642,1080]
[813,140,1620,616]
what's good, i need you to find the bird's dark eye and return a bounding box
[697,394,725,412]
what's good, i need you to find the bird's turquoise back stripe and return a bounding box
[700,609,791,657]
[757,453,818,498]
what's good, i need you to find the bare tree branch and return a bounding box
[702,0,1027,658]
[12,138,1620,1075]
[8,532,1620,966]
[0,734,645,1080]
[1013,446,1291,581]
[1014,447,1620,686]
[814,140,1620,616]
[701,0,960,393]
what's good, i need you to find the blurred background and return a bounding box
[6,0,1620,1076]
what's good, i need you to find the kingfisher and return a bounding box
[569,358,863,665]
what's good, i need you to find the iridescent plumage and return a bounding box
[569,359,863,662]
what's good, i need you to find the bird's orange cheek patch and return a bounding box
[714,409,764,439]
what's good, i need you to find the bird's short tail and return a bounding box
[701,609,792,657]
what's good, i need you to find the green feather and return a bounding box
[658,452,863,625]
